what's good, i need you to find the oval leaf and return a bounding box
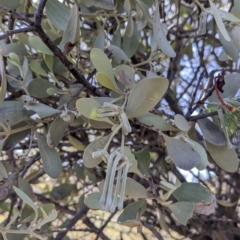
[96,72,123,94]
[163,135,201,170]
[76,98,113,124]
[126,77,169,118]
[168,201,194,226]
[83,134,111,168]
[84,192,102,210]
[173,182,213,203]
[174,114,191,132]
[114,64,135,89]
[205,141,239,172]
[90,48,115,82]
[28,79,58,98]
[13,186,37,216]
[197,118,226,146]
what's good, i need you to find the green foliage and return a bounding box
[0,0,239,239]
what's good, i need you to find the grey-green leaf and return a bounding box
[58,4,80,52]
[46,0,70,30]
[117,199,146,227]
[0,161,8,180]
[189,140,208,171]
[90,48,115,82]
[197,118,226,146]
[114,64,135,89]
[209,0,231,41]
[24,103,61,118]
[108,45,129,64]
[163,134,201,170]
[173,182,213,203]
[93,27,105,50]
[122,22,141,58]
[28,79,58,98]
[137,112,178,131]
[126,77,169,118]
[124,178,148,198]
[174,114,191,132]
[96,72,123,94]
[84,192,102,210]
[29,36,53,55]
[0,101,33,126]
[168,201,194,225]
[48,116,68,147]
[0,0,20,9]
[134,148,150,176]
[153,1,176,57]
[219,30,239,62]
[13,186,37,216]
[0,55,6,103]
[18,177,33,198]
[83,134,111,168]
[205,141,239,172]
[37,133,62,179]
[76,98,114,124]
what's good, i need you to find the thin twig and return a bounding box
[142,222,164,240]
[95,211,117,240]
[185,70,205,118]
[0,27,35,40]
[188,110,218,121]
[53,207,88,240]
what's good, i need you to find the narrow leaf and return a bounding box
[0,161,8,180]
[13,186,38,220]
[24,103,61,118]
[153,1,176,57]
[69,135,85,151]
[48,116,68,147]
[0,55,7,103]
[137,112,177,131]
[58,4,80,52]
[37,133,62,179]
[209,0,231,41]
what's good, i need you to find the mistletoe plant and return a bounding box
[75,49,216,226]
